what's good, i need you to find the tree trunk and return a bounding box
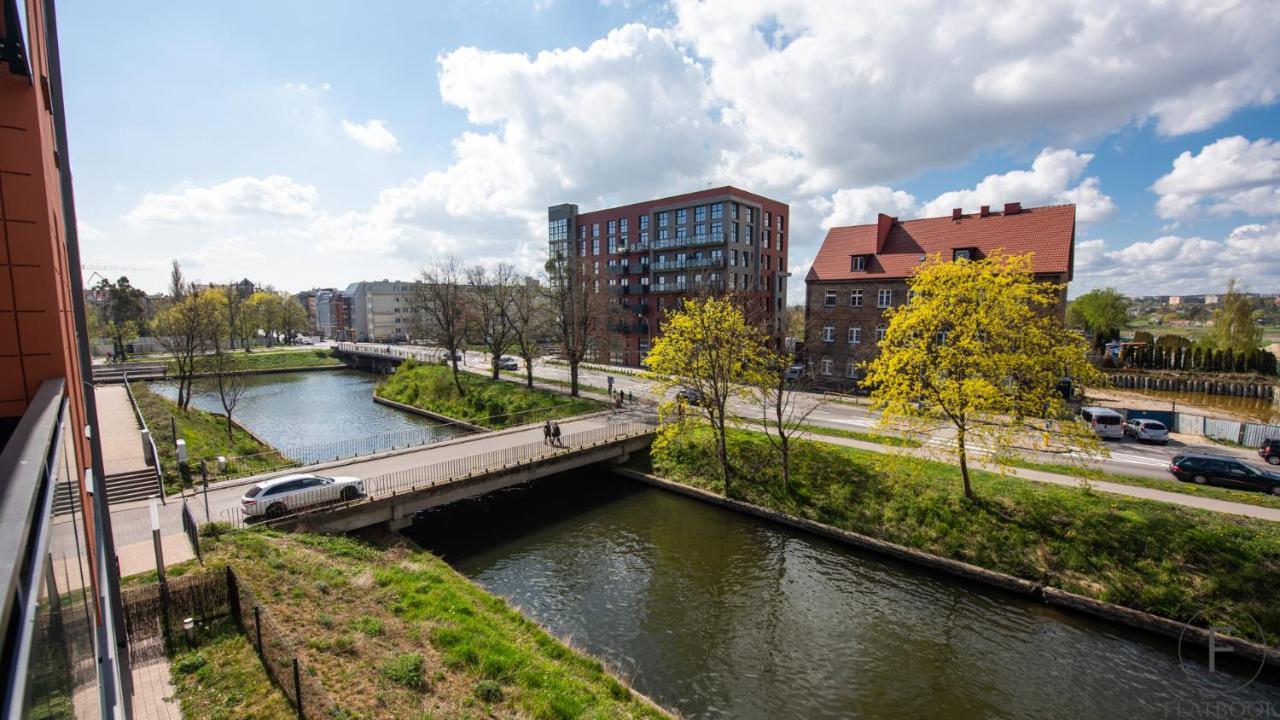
[569,361,580,397]
[780,437,790,494]
[450,356,465,396]
[957,427,974,500]
[525,361,534,388]
[226,415,234,442]
[491,351,500,380]
[716,409,730,497]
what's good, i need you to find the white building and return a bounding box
[346,280,420,341]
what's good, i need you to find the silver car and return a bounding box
[1123,419,1169,445]
[241,473,364,518]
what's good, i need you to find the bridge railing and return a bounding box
[220,420,655,527]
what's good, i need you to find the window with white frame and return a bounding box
[821,357,833,376]
[822,325,835,342]
[876,323,887,342]
[850,255,866,272]
[850,289,863,307]
[846,358,858,378]
[877,289,892,307]
[824,290,836,307]
[848,326,861,344]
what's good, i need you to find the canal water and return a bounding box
[1120,387,1280,424]
[407,472,1280,719]
[151,369,467,456]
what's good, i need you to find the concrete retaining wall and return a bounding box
[371,395,490,433]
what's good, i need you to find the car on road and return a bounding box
[498,356,519,371]
[675,387,705,406]
[437,349,463,363]
[241,473,365,518]
[784,364,807,382]
[1167,454,1280,495]
[1123,418,1169,444]
[1259,438,1280,466]
[1080,406,1124,440]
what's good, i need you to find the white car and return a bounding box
[1080,406,1125,440]
[241,473,364,518]
[1123,418,1170,445]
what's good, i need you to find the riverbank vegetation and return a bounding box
[377,361,602,429]
[196,529,668,719]
[642,425,1280,645]
[132,382,283,493]
[126,348,342,373]
[169,619,296,720]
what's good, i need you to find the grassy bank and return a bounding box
[198,529,667,719]
[132,383,286,493]
[170,619,295,720]
[378,361,603,429]
[641,425,1280,645]
[127,348,342,374]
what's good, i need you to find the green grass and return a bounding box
[199,530,668,719]
[377,360,604,429]
[126,348,343,373]
[643,425,1280,646]
[169,619,296,720]
[132,382,290,493]
[794,422,922,448]
[1006,457,1280,511]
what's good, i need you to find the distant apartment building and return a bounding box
[295,288,327,334]
[316,288,354,340]
[805,203,1076,384]
[2,0,130,713]
[548,186,790,366]
[345,280,420,342]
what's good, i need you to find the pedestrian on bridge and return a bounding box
[551,422,562,447]
[543,420,552,445]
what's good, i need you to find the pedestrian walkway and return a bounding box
[129,657,181,720]
[95,384,150,475]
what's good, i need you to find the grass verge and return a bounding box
[378,360,604,429]
[641,425,1280,646]
[198,530,668,719]
[169,619,296,720]
[1006,457,1280,511]
[132,382,285,493]
[499,369,612,398]
[794,422,921,448]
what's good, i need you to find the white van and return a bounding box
[1080,406,1125,440]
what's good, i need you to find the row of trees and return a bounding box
[1119,343,1278,375]
[649,252,1102,502]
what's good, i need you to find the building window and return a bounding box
[877,289,892,307]
[607,220,617,235]
[658,212,669,227]
[695,223,706,236]
[850,290,863,307]
[936,330,948,345]
[823,290,837,307]
[846,358,858,378]
[778,233,784,252]
[695,205,707,222]
[711,222,723,238]
[676,208,687,225]
[850,255,866,272]
[640,230,649,245]
[822,325,835,342]
[640,215,650,230]
[821,357,833,376]
[778,216,784,231]
[608,237,617,254]
[731,203,739,220]
[731,250,739,267]
[764,211,771,228]
[953,248,971,261]
[620,218,628,235]
[578,241,585,256]
[711,203,724,219]
[592,238,600,255]
[763,230,771,250]
[848,326,861,344]
[592,223,600,238]
[907,289,917,303]
[745,226,753,246]
[876,323,887,342]
[578,225,586,239]
[731,222,739,242]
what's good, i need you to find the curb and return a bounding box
[372,395,489,433]
[616,467,1280,668]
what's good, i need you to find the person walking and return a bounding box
[628,390,634,405]
[551,422,562,447]
[543,420,552,446]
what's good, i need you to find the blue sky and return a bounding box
[60,0,1280,300]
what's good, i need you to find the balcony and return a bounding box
[606,263,631,275]
[650,256,726,272]
[651,232,727,251]
[608,322,651,335]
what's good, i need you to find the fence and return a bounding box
[180,501,202,564]
[119,570,230,663]
[222,420,655,526]
[122,376,167,504]
[1107,405,1280,447]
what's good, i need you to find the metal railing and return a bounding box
[223,420,654,526]
[652,232,727,250]
[650,256,725,272]
[122,375,166,503]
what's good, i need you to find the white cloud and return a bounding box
[340,118,401,152]
[1073,221,1280,295]
[123,175,319,226]
[1152,136,1280,219]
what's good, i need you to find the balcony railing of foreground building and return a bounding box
[0,379,124,718]
[650,256,726,272]
[607,322,651,335]
[651,232,727,251]
[607,262,650,275]
[650,281,726,295]
[609,284,651,296]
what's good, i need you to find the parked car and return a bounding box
[498,356,519,371]
[1259,438,1280,466]
[1168,454,1280,495]
[1123,418,1169,444]
[1080,406,1124,440]
[437,349,463,363]
[784,364,807,382]
[675,387,706,406]
[241,473,365,518]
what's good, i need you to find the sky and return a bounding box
[60,0,1280,302]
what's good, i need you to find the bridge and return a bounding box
[333,341,440,373]
[226,417,655,533]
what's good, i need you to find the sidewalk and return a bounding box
[95,384,150,475]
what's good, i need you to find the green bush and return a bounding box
[475,679,504,702]
[351,615,384,637]
[380,653,426,690]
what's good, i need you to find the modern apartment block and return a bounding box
[805,203,1076,384]
[345,280,420,342]
[316,288,353,340]
[2,0,130,714]
[548,186,790,366]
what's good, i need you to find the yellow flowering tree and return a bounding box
[643,296,768,496]
[864,251,1103,500]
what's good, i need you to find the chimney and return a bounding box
[1003,202,1021,216]
[952,208,963,220]
[979,205,990,217]
[876,213,895,253]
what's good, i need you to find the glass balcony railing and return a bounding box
[650,256,726,272]
[651,232,727,251]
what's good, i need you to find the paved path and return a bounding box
[95,384,150,475]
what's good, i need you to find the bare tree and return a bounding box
[414,257,470,395]
[220,283,244,350]
[547,251,605,396]
[169,260,186,302]
[204,297,247,441]
[467,262,518,380]
[510,278,549,388]
[153,289,217,411]
[751,348,819,492]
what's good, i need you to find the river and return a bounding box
[151,369,467,457]
[407,472,1280,719]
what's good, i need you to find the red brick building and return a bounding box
[549,186,790,366]
[804,203,1076,384]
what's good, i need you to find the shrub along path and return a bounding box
[640,426,1280,647]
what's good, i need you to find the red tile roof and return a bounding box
[807,203,1076,282]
